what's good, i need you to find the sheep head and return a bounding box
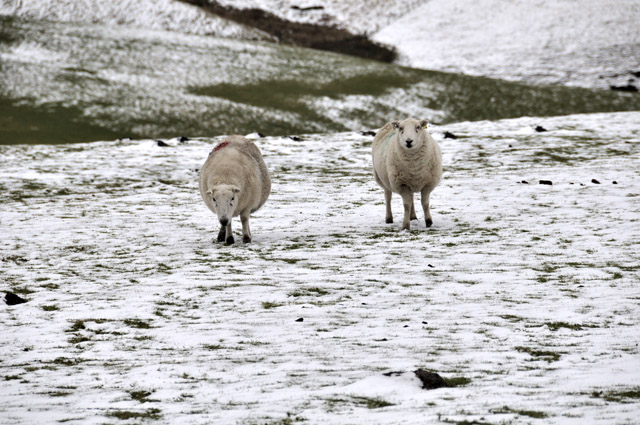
[392,118,429,150]
[206,184,240,226]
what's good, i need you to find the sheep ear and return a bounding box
[231,186,240,194]
[420,119,428,129]
[391,121,400,129]
[206,189,213,195]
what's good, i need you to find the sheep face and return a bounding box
[392,118,428,151]
[207,184,240,226]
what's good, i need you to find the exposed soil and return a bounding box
[178,0,397,62]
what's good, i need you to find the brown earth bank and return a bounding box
[178,0,397,62]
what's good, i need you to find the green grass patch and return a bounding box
[493,406,548,418]
[289,287,330,297]
[42,305,59,311]
[591,387,640,403]
[128,390,154,403]
[123,318,152,329]
[444,376,472,387]
[107,408,162,420]
[545,322,583,331]
[262,301,283,309]
[515,346,562,362]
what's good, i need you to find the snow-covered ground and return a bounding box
[373,0,640,89]
[2,111,639,424]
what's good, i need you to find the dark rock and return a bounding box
[289,136,301,141]
[610,84,638,92]
[632,71,640,78]
[360,130,376,137]
[591,179,601,184]
[383,371,404,377]
[613,181,618,184]
[414,369,446,390]
[295,317,304,322]
[508,144,513,147]
[539,180,553,185]
[422,321,428,324]
[535,125,547,132]
[178,136,189,143]
[403,325,409,328]
[257,132,266,138]
[156,140,169,147]
[428,264,434,268]
[443,131,457,139]
[5,292,27,305]
[521,180,529,184]
[291,5,324,11]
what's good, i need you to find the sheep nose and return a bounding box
[220,217,229,226]
[406,139,413,147]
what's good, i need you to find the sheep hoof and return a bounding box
[386,217,393,224]
[243,235,251,243]
[425,218,433,227]
[225,236,235,245]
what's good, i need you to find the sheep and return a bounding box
[372,118,442,230]
[199,135,271,244]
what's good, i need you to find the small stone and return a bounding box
[5,292,27,305]
[535,125,547,132]
[428,264,434,268]
[289,136,301,141]
[178,136,189,143]
[613,181,618,184]
[443,131,457,139]
[610,84,638,92]
[360,130,376,137]
[156,140,169,147]
[591,179,601,184]
[414,369,446,389]
[257,132,266,138]
[539,180,553,185]
[295,317,304,322]
[521,180,529,184]
[383,371,404,377]
[422,321,428,324]
[403,325,409,328]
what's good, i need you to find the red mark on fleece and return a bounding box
[213,141,229,153]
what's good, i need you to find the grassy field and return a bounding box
[1,111,639,424]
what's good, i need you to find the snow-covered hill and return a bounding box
[2,111,640,424]
[3,0,639,89]
[0,0,270,39]
[373,0,640,89]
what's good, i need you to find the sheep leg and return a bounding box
[410,199,417,220]
[241,213,251,243]
[384,188,393,223]
[217,226,226,243]
[421,186,434,227]
[400,190,413,231]
[225,221,234,245]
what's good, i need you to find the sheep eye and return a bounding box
[416,125,421,131]
[399,127,404,133]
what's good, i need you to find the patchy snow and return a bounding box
[1,111,639,424]
[0,0,270,39]
[373,0,640,89]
